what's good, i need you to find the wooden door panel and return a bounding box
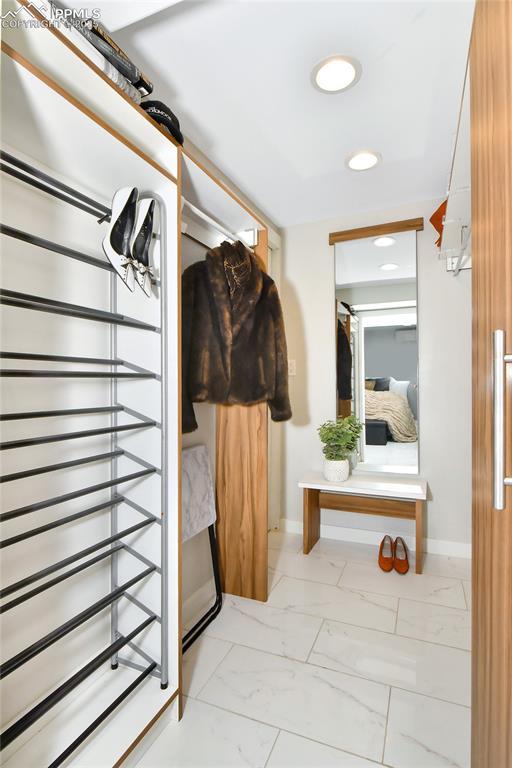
[215,402,268,600]
[471,1,512,765]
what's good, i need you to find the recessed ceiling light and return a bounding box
[312,55,361,93]
[346,150,381,171]
[374,236,396,247]
[380,263,399,271]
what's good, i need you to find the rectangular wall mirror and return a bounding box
[335,227,419,474]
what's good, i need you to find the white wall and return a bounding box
[364,325,418,385]
[281,199,472,555]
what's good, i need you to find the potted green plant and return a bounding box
[317,415,363,482]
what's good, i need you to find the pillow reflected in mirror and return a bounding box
[389,377,410,398]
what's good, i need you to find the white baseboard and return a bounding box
[182,523,471,622]
[280,518,471,559]
[182,577,216,630]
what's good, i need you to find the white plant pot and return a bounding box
[323,458,350,483]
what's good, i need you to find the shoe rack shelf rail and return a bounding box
[0,154,169,760]
[0,46,179,764]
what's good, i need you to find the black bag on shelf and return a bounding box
[141,101,184,146]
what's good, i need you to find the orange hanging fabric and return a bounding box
[430,199,448,248]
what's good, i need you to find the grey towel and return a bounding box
[182,445,216,541]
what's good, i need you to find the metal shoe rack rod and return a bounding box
[0,153,169,764]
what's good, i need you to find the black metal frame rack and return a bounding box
[0,152,170,765]
[182,525,222,653]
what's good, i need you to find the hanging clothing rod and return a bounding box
[0,224,114,272]
[182,197,257,251]
[0,151,111,221]
[1,545,125,613]
[0,405,124,421]
[0,615,156,753]
[181,226,255,254]
[182,197,240,243]
[48,661,157,768]
[0,497,124,549]
[0,565,156,680]
[1,516,156,600]
[181,230,211,251]
[0,467,156,522]
[181,228,256,255]
[0,419,156,451]
[0,449,124,484]
[0,289,159,332]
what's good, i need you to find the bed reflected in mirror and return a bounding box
[335,228,419,474]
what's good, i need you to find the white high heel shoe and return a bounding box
[102,187,138,291]
[132,198,155,297]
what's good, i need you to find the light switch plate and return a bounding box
[288,359,296,376]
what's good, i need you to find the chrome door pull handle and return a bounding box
[493,330,512,510]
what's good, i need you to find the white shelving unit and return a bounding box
[0,26,181,768]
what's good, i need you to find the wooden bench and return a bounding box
[299,471,428,574]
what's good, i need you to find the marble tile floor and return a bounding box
[135,534,472,768]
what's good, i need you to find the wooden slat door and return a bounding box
[471,1,512,765]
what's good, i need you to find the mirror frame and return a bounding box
[329,217,424,245]
[330,217,424,476]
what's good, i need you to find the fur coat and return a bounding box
[182,241,292,433]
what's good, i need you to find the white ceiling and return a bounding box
[335,230,416,287]
[76,1,183,32]
[116,1,474,228]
